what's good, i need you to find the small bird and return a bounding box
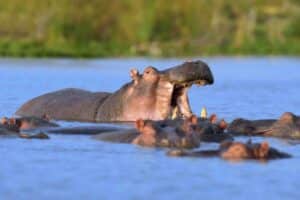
[200,107,207,119]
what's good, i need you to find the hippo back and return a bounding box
[16,88,111,122]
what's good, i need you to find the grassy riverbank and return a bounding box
[0,0,300,57]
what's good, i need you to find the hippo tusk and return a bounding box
[171,106,179,120]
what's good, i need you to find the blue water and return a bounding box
[0,57,300,200]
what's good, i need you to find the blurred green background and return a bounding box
[0,0,300,57]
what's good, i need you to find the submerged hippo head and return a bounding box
[220,140,291,160]
[96,60,214,121]
[182,114,231,142]
[149,114,231,143]
[168,140,291,160]
[0,117,21,132]
[267,112,300,139]
[0,116,57,132]
[227,117,276,136]
[132,117,200,148]
[220,141,269,160]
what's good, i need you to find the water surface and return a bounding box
[0,57,300,200]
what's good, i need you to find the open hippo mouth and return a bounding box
[162,60,214,118]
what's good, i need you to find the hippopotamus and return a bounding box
[0,125,50,139]
[150,114,232,142]
[228,112,300,139]
[15,60,214,122]
[94,116,200,148]
[93,115,232,148]
[191,114,232,142]
[1,115,58,131]
[0,116,52,139]
[167,140,291,161]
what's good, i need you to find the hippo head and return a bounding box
[277,112,298,125]
[269,112,300,139]
[0,116,56,131]
[132,117,200,148]
[98,60,214,121]
[220,140,270,160]
[222,140,292,160]
[0,117,21,132]
[194,114,228,134]
[181,114,231,142]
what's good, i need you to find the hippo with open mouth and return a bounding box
[15,60,214,122]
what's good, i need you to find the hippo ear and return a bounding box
[209,114,217,123]
[130,68,140,84]
[258,142,270,158]
[0,117,8,125]
[135,119,145,130]
[42,114,51,121]
[190,115,198,125]
[218,119,227,130]
[130,68,139,78]
[9,118,16,125]
[260,142,269,153]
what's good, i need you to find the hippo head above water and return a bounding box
[133,117,200,148]
[167,140,291,160]
[16,60,214,122]
[93,114,231,147]
[228,112,300,139]
[0,116,58,132]
[267,112,300,139]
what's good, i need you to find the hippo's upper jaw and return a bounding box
[160,60,214,118]
[163,60,214,85]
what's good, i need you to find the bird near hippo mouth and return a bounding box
[15,60,214,122]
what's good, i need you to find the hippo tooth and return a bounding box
[171,107,178,119]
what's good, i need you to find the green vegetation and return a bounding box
[0,0,300,57]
